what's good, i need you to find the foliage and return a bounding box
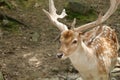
[0,0,12,9]
[0,19,20,33]
[0,72,4,80]
[65,8,97,24]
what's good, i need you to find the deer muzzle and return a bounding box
[56,53,63,59]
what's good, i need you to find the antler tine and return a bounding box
[71,18,76,29]
[75,0,120,32]
[49,0,67,19]
[49,0,56,14]
[102,0,120,22]
[43,0,68,32]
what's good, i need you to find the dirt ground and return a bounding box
[0,0,120,80]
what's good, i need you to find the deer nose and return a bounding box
[56,53,63,58]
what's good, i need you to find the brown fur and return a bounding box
[61,30,74,44]
[84,26,118,74]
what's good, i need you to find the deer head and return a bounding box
[43,0,120,59]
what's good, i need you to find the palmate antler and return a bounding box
[43,0,120,32]
[43,0,68,32]
[75,0,120,32]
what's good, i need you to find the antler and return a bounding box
[75,0,120,32]
[43,0,68,32]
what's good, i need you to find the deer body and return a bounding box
[43,0,120,80]
[58,25,118,80]
[68,25,118,80]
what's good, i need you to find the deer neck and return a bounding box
[69,40,96,72]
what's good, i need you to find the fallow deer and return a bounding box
[43,0,120,80]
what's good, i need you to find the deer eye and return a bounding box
[72,40,77,44]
